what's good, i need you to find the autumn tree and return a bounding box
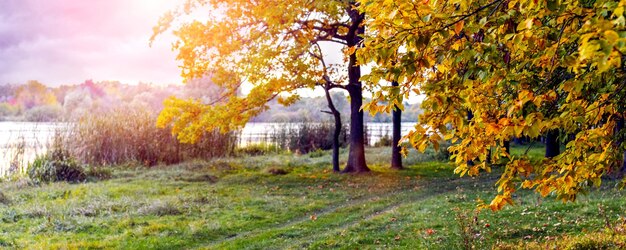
[323,79,343,172]
[313,43,345,172]
[359,0,626,210]
[14,80,57,109]
[153,0,371,172]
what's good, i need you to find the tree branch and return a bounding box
[441,0,504,31]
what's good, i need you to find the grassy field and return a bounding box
[1,146,626,249]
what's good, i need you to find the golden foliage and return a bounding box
[153,0,357,143]
[360,0,626,209]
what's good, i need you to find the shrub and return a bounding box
[373,134,392,147]
[0,103,18,117]
[27,155,86,184]
[24,104,63,122]
[27,132,86,184]
[269,122,348,154]
[238,122,353,155]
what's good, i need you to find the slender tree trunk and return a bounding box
[343,7,369,173]
[467,110,475,166]
[391,82,403,170]
[617,115,626,175]
[332,114,342,172]
[323,86,342,172]
[545,129,560,158]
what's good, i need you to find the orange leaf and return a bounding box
[454,20,465,35]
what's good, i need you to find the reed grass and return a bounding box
[66,108,237,166]
[269,122,348,154]
[0,134,28,177]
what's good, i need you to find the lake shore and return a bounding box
[0,121,418,174]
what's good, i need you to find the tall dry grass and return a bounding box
[269,122,348,154]
[5,136,26,175]
[1,128,47,176]
[66,107,237,166]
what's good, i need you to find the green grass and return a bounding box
[0,145,625,249]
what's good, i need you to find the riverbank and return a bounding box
[0,146,625,249]
[0,121,418,174]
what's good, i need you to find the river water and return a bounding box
[0,122,66,175]
[0,122,417,174]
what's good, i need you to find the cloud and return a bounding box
[0,0,183,86]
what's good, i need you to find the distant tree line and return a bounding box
[0,78,232,122]
[0,80,423,123]
[250,92,422,123]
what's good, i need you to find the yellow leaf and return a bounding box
[604,30,619,44]
[533,95,543,107]
[418,141,428,152]
[444,133,455,140]
[522,180,534,189]
[615,6,624,17]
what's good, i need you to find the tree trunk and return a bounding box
[467,110,475,166]
[344,85,369,173]
[323,86,342,172]
[545,130,560,158]
[391,81,403,170]
[343,7,369,173]
[332,116,342,172]
[617,115,626,175]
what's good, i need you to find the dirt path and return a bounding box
[204,175,497,248]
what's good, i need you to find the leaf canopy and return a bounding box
[154,0,357,143]
[360,0,626,210]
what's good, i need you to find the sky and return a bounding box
[0,1,420,102]
[0,0,183,86]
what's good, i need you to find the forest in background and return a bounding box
[0,80,422,123]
